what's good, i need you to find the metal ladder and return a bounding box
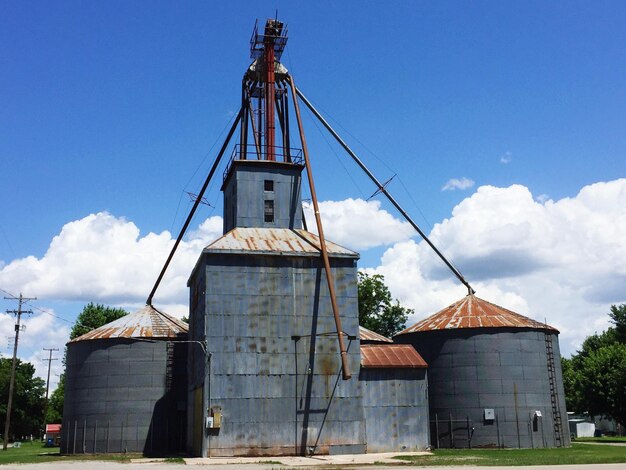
[545,332,564,447]
[165,342,175,392]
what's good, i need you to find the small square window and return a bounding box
[264,200,274,223]
[264,180,274,192]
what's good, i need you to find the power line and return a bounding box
[3,293,35,450]
[0,288,70,324]
[28,304,71,324]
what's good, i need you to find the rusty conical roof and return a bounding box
[396,294,558,335]
[71,305,188,342]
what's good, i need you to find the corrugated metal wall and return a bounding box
[188,253,366,457]
[187,263,206,455]
[62,338,187,455]
[223,162,303,231]
[360,368,430,452]
[398,328,570,448]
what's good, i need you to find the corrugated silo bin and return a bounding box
[358,326,430,452]
[394,294,570,449]
[61,305,188,455]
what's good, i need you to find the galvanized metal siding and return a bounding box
[223,162,303,232]
[62,339,187,454]
[398,329,570,449]
[360,368,430,452]
[191,252,366,456]
[187,263,207,454]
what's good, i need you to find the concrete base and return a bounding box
[182,451,430,466]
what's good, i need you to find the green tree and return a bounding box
[45,375,64,424]
[609,304,626,343]
[0,358,46,439]
[562,303,626,427]
[560,357,577,412]
[70,302,128,340]
[576,343,626,425]
[47,303,128,423]
[357,272,412,338]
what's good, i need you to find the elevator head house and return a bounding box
[184,17,435,456]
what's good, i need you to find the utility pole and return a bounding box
[3,293,35,450]
[42,348,58,426]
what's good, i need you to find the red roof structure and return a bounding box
[360,344,427,369]
[46,424,61,433]
[396,294,558,335]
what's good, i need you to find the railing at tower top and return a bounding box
[250,19,288,60]
[223,144,304,182]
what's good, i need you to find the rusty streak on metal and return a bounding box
[204,227,356,257]
[287,74,351,380]
[397,294,559,335]
[360,344,428,369]
[294,86,475,296]
[146,106,244,306]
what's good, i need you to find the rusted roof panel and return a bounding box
[358,325,393,343]
[360,344,427,369]
[204,227,358,258]
[396,294,559,335]
[71,305,188,342]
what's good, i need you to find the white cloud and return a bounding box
[500,152,513,164]
[0,212,223,309]
[0,309,70,390]
[442,177,475,191]
[303,198,414,250]
[0,212,225,390]
[1,178,625,368]
[365,179,626,356]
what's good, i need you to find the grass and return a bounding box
[574,436,626,443]
[2,440,625,467]
[0,441,142,465]
[394,443,626,466]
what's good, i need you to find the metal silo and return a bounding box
[62,305,188,455]
[395,294,569,449]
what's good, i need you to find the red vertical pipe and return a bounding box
[264,38,276,161]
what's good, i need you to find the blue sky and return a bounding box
[2,1,625,258]
[1,2,625,383]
